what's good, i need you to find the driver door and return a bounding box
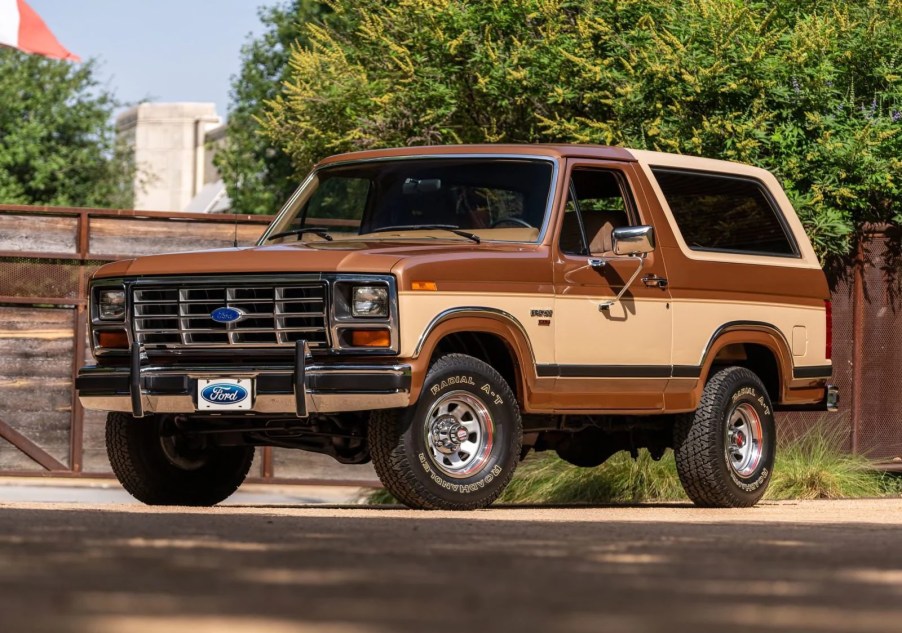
[551,161,673,411]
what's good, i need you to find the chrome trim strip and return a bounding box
[412,306,537,367]
[83,363,411,376]
[80,392,411,415]
[294,340,308,417]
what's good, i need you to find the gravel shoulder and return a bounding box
[1,498,901,633]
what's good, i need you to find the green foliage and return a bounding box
[0,49,134,208]
[260,0,902,260]
[215,1,332,213]
[768,421,901,500]
[498,449,687,504]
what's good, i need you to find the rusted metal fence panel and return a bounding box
[847,229,902,462]
[0,205,900,479]
[777,226,902,465]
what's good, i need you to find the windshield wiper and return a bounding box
[371,224,480,243]
[265,227,333,241]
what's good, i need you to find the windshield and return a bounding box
[261,157,556,244]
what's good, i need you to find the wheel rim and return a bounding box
[423,390,494,479]
[725,402,764,477]
[159,435,208,471]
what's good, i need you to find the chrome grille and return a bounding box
[132,283,329,348]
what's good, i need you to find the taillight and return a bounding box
[825,299,832,361]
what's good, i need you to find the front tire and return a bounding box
[369,354,522,510]
[106,412,254,506]
[673,367,776,508]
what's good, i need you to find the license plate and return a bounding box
[197,378,253,410]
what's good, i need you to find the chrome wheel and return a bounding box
[423,390,494,479]
[725,402,764,477]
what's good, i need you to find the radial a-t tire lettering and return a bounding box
[369,354,522,510]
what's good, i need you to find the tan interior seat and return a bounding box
[561,210,628,254]
[584,211,628,253]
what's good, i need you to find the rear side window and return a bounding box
[651,168,797,257]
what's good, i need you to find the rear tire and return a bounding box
[369,354,522,510]
[106,412,254,506]
[673,367,775,508]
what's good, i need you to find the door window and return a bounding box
[560,169,634,255]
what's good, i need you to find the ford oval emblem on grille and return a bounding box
[210,307,244,323]
[200,383,249,404]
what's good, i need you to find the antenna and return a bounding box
[232,176,242,248]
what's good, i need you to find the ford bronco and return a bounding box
[77,145,837,509]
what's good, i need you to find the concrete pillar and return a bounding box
[116,103,222,211]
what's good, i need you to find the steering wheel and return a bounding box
[490,216,533,229]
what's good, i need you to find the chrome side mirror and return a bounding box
[612,225,655,256]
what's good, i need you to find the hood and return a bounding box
[91,239,536,280]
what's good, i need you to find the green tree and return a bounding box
[0,48,135,208]
[214,0,331,214]
[260,0,902,261]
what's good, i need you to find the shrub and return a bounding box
[262,0,902,262]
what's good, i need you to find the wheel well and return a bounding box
[711,343,781,402]
[430,331,521,403]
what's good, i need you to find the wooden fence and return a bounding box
[0,204,378,484]
[0,205,900,481]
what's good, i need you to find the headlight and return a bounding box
[352,286,388,317]
[98,289,126,320]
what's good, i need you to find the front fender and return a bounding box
[405,309,539,407]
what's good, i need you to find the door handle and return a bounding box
[642,274,668,289]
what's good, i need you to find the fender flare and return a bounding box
[693,321,794,404]
[408,307,537,404]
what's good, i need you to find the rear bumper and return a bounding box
[77,344,412,417]
[826,384,840,412]
[777,383,839,413]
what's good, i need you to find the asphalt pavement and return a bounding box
[1,496,901,633]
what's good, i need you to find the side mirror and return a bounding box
[612,225,655,256]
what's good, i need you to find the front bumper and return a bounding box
[77,343,411,418]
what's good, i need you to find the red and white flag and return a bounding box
[0,0,79,62]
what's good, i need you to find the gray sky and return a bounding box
[29,0,279,119]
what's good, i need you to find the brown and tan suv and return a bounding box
[77,144,836,509]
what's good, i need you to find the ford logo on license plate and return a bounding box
[200,383,249,405]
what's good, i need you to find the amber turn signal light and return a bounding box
[350,329,391,347]
[97,330,129,349]
[411,281,437,291]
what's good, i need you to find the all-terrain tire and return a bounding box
[673,366,776,508]
[368,354,522,510]
[106,412,254,506]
